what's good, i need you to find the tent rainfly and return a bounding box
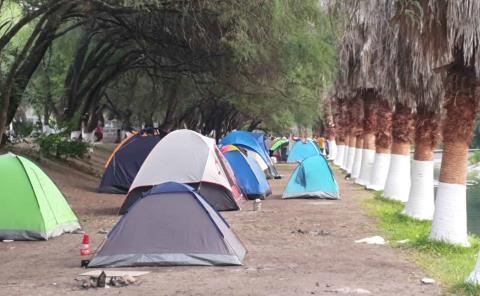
[120,129,244,214]
[89,182,246,267]
[221,145,271,199]
[221,131,281,179]
[0,153,80,240]
[283,155,340,199]
[99,128,167,193]
[287,140,321,162]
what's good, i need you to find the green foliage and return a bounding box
[12,121,34,138]
[471,116,480,149]
[469,150,480,165]
[36,134,89,159]
[363,192,480,295]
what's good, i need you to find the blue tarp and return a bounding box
[221,131,280,178]
[287,140,321,162]
[223,148,271,199]
[283,155,339,199]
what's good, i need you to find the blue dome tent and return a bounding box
[287,140,321,163]
[99,129,167,193]
[221,131,280,179]
[221,145,271,199]
[283,155,340,199]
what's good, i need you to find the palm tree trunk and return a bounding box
[358,90,378,185]
[334,98,347,166]
[368,99,393,190]
[403,106,439,220]
[384,103,414,201]
[352,136,364,178]
[358,132,376,185]
[430,65,477,246]
[335,140,345,166]
[325,99,337,160]
[351,94,365,179]
[341,134,351,170]
[346,134,357,174]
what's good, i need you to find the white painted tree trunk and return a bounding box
[328,140,337,160]
[357,149,375,186]
[429,182,470,246]
[352,148,363,179]
[367,153,391,191]
[341,146,350,170]
[402,160,434,220]
[383,154,411,202]
[70,131,81,140]
[334,145,345,166]
[346,147,356,174]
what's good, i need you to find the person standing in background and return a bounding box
[317,135,326,155]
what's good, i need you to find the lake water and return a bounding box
[433,152,480,236]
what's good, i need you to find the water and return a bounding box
[433,152,480,236]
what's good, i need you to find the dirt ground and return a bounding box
[0,148,443,295]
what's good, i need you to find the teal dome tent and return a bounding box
[283,155,339,199]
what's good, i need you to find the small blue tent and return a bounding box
[221,131,280,178]
[283,155,339,199]
[287,140,321,162]
[98,129,166,193]
[221,145,271,199]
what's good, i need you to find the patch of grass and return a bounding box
[362,191,480,295]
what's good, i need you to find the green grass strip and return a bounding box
[361,191,480,295]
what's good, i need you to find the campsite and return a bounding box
[2,1,480,295]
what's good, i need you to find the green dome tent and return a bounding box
[0,153,80,240]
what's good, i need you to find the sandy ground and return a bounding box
[0,149,442,295]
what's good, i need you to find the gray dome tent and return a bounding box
[89,182,246,267]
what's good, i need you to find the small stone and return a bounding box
[2,240,14,243]
[97,271,107,288]
[81,279,91,289]
[421,278,435,285]
[122,274,136,284]
[98,229,108,234]
[326,287,371,294]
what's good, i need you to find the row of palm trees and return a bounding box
[325,0,480,284]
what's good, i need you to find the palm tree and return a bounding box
[405,0,480,246]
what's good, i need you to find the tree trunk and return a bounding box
[430,64,478,246]
[350,93,364,178]
[334,98,346,166]
[341,134,351,170]
[367,99,392,190]
[352,136,364,178]
[358,90,378,186]
[346,134,357,174]
[404,105,440,220]
[5,4,73,129]
[384,103,414,201]
[325,98,337,160]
